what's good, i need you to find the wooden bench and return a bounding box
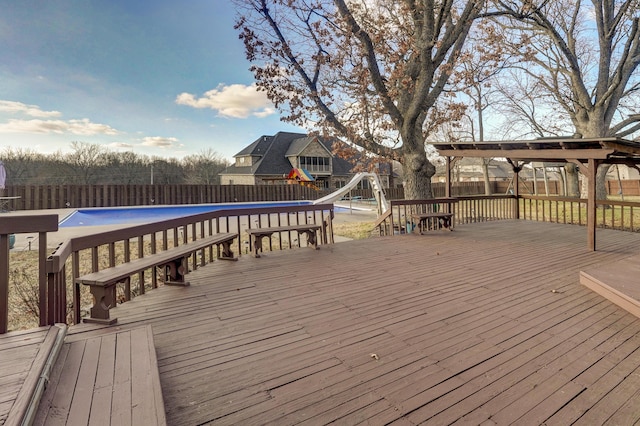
[76,232,238,324]
[246,224,321,258]
[34,325,166,425]
[411,212,454,234]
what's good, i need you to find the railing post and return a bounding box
[0,234,9,334]
[39,231,49,326]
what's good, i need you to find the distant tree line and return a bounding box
[0,141,230,186]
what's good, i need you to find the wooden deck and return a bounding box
[9,220,640,424]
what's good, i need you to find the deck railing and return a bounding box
[375,195,517,236]
[520,195,640,231]
[374,194,640,237]
[0,215,59,333]
[7,193,640,333]
[2,204,334,333]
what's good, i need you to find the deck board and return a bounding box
[32,220,640,424]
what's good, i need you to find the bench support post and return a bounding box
[85,280,120,324]
[251,234,268,258]
[163,257,190,286]
[218,240,237,261]
[300,229,319,250]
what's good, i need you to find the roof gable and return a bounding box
[285,136,332,157]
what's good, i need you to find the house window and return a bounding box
[300,156,330,172]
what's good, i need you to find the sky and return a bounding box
[0,0,305,162]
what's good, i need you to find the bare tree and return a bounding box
[104,151,149,184]
[183,148,230,185]
[494,0,640,198]
[64,141,108,184]
[453,23,516,194]
[493,70,571,139]
[0,147,45,185]
[149,157,185,185]
[235,0,485,199]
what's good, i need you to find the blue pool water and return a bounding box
[59,201,318,228]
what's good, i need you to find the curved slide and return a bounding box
[313,172,389,213]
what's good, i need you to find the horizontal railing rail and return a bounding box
[3,204,334,333]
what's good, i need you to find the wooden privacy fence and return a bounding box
[0,180,596,212]
[1,184,324,211]
[4,180,640,211]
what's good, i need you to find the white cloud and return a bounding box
[0,100,61,118]
[66,119,120,135]
[141,136,180,148]
[0,118,119,135]
[108,142,134,149]
[176,83,276,119]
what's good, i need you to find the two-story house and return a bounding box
[219,132,363,189]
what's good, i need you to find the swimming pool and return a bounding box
[58,201,315,228]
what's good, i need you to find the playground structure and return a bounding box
[313,172,389,214]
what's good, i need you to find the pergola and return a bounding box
[433,137,640,251]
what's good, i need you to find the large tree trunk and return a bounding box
[564,163,580,197]
[482,160,492,195]
[596,164,610,200]
[402,149,435,199]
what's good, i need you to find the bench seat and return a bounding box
[77,232,238,324]
[246,224,321,258]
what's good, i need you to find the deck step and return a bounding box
[2,324,67,426]
[580,254,640,318]
[34,324,166,425]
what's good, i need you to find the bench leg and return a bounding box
[252,234,269,258]
[218,239,238,261]
[302,229,319,250]
[85,283,118,324]
[163,257,190,286]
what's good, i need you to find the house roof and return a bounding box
[235,135,274,157]
[221,132,355,177]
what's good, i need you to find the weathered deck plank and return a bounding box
[33,325,165,426]
[37,220,640,424]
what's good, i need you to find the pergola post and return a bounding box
[586,158,600,251]
[513,168,520,219]
[445,157,452,198]
[507,161,521,220]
